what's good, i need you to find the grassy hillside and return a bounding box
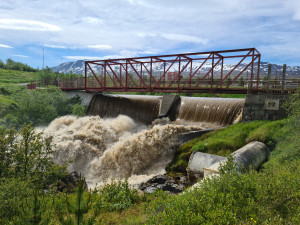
[166,119,288,173]
[0,68,39,83]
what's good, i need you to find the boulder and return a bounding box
[57,171,88,192]
[139,174,187,194]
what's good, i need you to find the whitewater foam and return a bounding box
[42,115,200,188]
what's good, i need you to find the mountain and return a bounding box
[51,60,300,78]
[51,60,85,74]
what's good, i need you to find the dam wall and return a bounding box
[86,94,245,126]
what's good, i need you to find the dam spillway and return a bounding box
[42,94,245,188]
[87,94,245,126]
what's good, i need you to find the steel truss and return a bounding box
[62,48,261,93]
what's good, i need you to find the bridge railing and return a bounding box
[28,77,299,94]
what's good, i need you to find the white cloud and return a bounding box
[137,33,156,38]
[126,0,150,7]
[160,33,208,44]
[0,19,61,31]
[87,45,112,50]
[0,44,13,48]
[138,50,158,55]
[63,56,101,60]
[81,17,104,25]
[44,44,68,49]
[13,54,28,58]
[138,32,208,44]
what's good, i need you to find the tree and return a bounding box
[239,77,245,87]
[12,89,83,127]
[0,60,4,69]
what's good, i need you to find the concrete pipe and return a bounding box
[187,152,226,182]
[203,141,269,178]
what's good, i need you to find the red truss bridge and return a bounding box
[54,48,295,94]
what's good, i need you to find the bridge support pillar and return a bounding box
[158,95,181,121]
[242,94,289,121]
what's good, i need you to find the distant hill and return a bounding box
[51,60,300,78]
[0,69,39,83]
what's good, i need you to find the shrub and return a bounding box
[147,165,299,224]
[93,179,140,213]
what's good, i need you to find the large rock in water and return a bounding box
[57,172,88,192]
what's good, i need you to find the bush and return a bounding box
[72,104,86,117]
[0,124,67,183]
[147,165,299,224]
[0,178,31,221]
[0,125,67,223]
[12,89,84,127]
[93,179,140,213]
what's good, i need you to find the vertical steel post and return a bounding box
[256,54,261,91]
[211,53,214,90]
[163,61,166,87]
[84,62,87,91]
[104,62,106,91]
[120,64,122,87]
[140,63,143,88]
[125,60,128,91]
[221,58,224,89]
[178,56,181,91]
[267,64,272,93]
[190,60,192,88]
[281,64,286,93]
[250,49,255,92]
[150,57,152,91]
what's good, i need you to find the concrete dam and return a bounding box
[42,94,245,188]
[87,94,244,126]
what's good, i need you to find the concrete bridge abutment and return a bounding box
[242,94,289,121]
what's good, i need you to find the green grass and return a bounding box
[0,94,16,108]
[166,120,288,173]
[0,68,39,83]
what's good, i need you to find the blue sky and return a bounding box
[0,0,299,68]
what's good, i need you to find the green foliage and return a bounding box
[0,125,67,182]
[0,68,39,83]
[1,86,85,128]
[147,165,299,224]
[283,92,300,130]
[0,178,31,221]
[93,179,140,213]
[57,176,95,225]
[0,125,67,223]
[72,104,86,117]
[2,58,37,72]
[11,89,83,126]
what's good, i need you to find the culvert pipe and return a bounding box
[201,141,270,177]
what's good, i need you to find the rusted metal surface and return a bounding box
[60,48,262,94]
